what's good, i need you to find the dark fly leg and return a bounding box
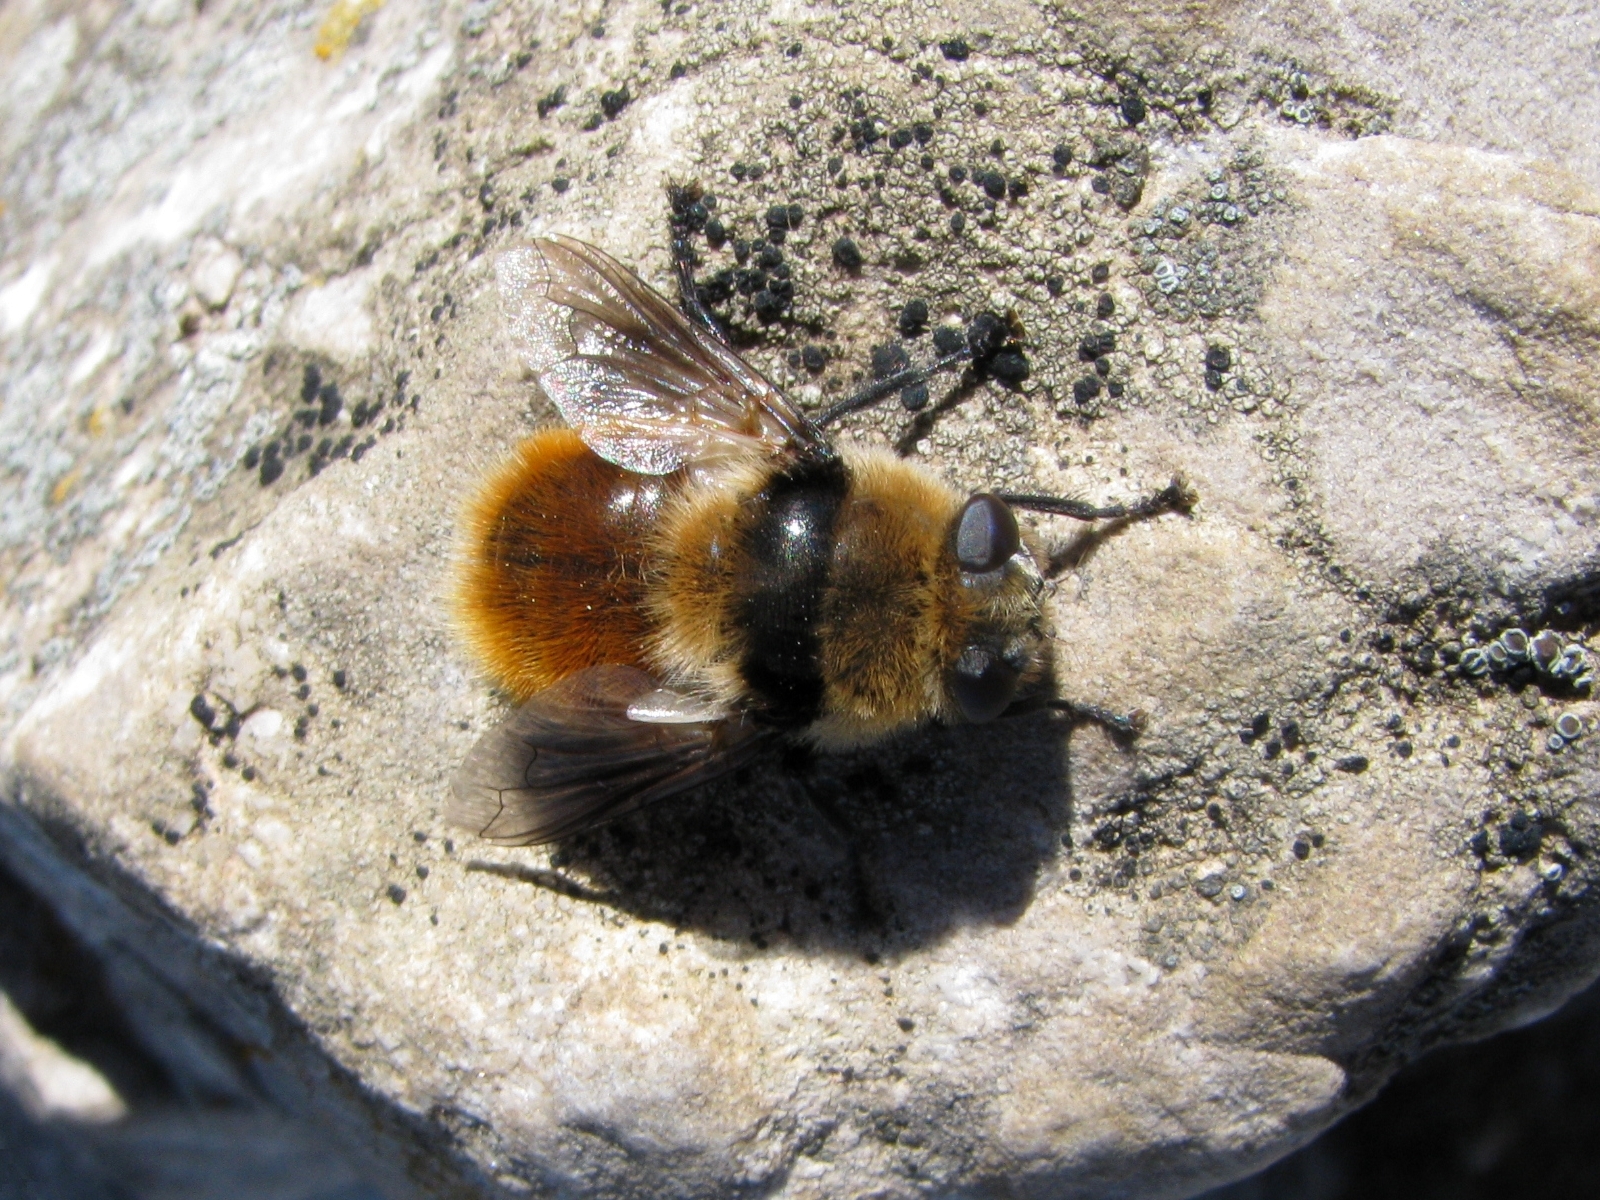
[666,182,728,337]
[1000,476,1196,523]
[816,347,974,428]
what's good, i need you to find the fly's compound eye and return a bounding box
[954,494,1021,573]
[952,644,1021,723]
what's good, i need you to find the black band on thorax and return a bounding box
[736,456,848,728]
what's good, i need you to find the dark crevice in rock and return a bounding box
[0,799,499,1200]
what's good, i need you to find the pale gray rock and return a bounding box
[2,1,1599,1197]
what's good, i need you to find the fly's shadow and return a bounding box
[467,709,1083,957]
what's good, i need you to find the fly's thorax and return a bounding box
[806,448,966,746]
[648,445,1049,746]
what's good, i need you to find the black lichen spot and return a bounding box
[1091,262,1110,284]
[752,285,790,322]
[301,363,322,402]
[317,383,342,426]
[189,694,216,730]
[1007,176,1028,201]
[600,86,631,120]
[259,443,284,486]
[1120,93,1147,126]
[913,122,933,144]
[832,236,863,270]
[897,299,929,337]
[537,85,567,118]
[965,312,1007,361]
[900,383,929,412]
[987,349,1029,385]
[948,165,967,184]
[801,345,826,373]
[765,203,803,235]
[949,212,966,234]
[1292,838,1311,860]
[1078,331,1116,361]
[333,669,348,689]
[551,176,571,194]
[1052,143,1073,172]
[1096,293,1115,319]
[1046,275,1065,297]
[1499,811,1543,859]
[697,268,736,307]
[387,884,407,905]
[670,186,708,230]
[1107,379,1125,398]
[669,62,687,80]
[871,342,912,379]
[1334,754,1370,773]
[308,438,333,477]
[889,128,913,150]
[704,217,726,247]
[940,37,970,61]
[977,170,1007,200]
[1072,376,1102,405]
[932,325,964,355]
[896,1016,915,1032]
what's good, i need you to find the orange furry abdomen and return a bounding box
[455,428,677,700]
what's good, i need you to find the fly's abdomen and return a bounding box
[455,428,677,700]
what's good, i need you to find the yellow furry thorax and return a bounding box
[647,444,1051,748]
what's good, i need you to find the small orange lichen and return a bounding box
[49,469,80,507]
[314,0,384,61]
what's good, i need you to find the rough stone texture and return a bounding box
[2,0,1599,1197]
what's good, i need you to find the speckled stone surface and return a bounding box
[3,1,1600,1197]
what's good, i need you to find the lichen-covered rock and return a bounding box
[3,1,1599,1197]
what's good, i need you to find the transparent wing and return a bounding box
[449,666,768,845]
[497,236,829,473]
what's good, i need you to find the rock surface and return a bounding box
[2,1,1599,1197]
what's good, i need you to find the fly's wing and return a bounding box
[449,665,767,845]
[497,236,830,473]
